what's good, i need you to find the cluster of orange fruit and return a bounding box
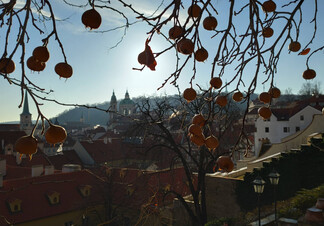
[261,1,317,81]
[0,46,73,79]
[187,113,234,173]
[188,114,219,150]
[257,87,281,120]
[169,4,217,62]
[14,124,67,160]
[27,46,73,78]
[183,77,244,105]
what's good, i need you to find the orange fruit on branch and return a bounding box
[259,92,271,103]
[210,77,222,89]
[183,88,197,102]
[192,114,205,127]
[232,91,243,102]
[0,58,15,74]
[258,106,272,119]
[190,134,205,147]
[188,124,203,136]
[45,124,67,145]
[302,69,316,80]
[27,56,46,72]
[82,8,102,30]
[188,4,201,18]
[55,62,73,78]
[216,156,234,173]
[205,135,219,151]
[288,41,301,52]
[262,0,276,13]
[179,38,194,55]
[137,51,146,65]
[262,27,273,38]
[33,46,50,63]
[14,135,38,160]
[203,16,217,30]
[169,26,184,40]
[268,87,281,98]
[194,48,208,62]
[215,95,227,107]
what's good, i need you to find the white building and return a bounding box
[254,104,322,156]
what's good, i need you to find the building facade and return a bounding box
[254,105,321,156]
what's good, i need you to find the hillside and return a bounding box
[50,93,303,127]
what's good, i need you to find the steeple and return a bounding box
[20,90,32,134]
[21,90,31,115]
[111,90,117,103]
[125,90,130,99]
[109,91,118,124]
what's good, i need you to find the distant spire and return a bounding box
[21,90,31,115]
[54,117,60,125]
[111,90,117,103]
[125,90,130,99]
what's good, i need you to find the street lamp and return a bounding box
[269,170,280,226]
[253,176,266,226]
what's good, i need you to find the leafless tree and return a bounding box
[1,0,323,134]
[127,94,242,225]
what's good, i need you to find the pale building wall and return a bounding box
[254,106,321,156]
[260,114,324,158]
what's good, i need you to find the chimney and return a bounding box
[62,164,81,173]
[1,139,4,150]
[0,173,3,188]
[0,159,6,176]
[104,137,108,144]
[45,165,54,175]
[32,165,43,177]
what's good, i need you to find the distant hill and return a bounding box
[50,93,306,127]
[53,102,110,126]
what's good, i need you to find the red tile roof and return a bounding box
[80,140,124,163]
[0,124,20,132]
[0,170,105,225]
[47,150,83,170]
[0,152,52,180]
[1,151,51,167]
[0,131,26,153]
[92,166,193,209]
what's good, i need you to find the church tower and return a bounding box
[119,90,135,116]
[109,91,117,122]
[20,90,33,134]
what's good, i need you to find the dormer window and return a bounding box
[46,191,60,205]
[79,185,92,198]
[6,198,22,213]
[126,184,134,196]
[120,168,127,178]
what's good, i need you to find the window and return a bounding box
[265,127,269,133]
[6,198,22,213]
[300,115,304,121]
[296,127,300,132]
[283,127,290,133]
[46,191,60,205]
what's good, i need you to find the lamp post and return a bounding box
[253,176,265,226]
[269,170,280,226]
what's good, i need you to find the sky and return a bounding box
[0,0,323,123]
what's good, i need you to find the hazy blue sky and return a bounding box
[0,0,323,123]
